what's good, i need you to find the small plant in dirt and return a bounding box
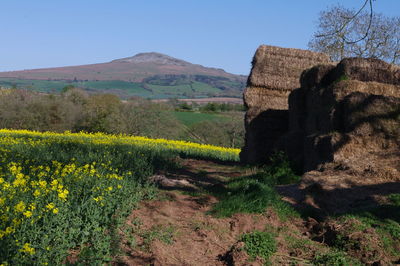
[240,231,277,262]
[312,250,362,266]
[138,225,176,251]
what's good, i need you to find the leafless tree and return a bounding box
[309,1,400,64]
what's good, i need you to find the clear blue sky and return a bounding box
[1,0,399,75]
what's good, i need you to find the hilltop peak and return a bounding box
[111,52,191,66]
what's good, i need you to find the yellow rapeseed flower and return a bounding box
[23,211,33,218]
[5,226,15,234]
[93,196,103,202]
[19,243,35,255]
[58,189,69,201]
[14,201,25,213]
[46,203,55,210]
[12,218,21,226]
[33,189,41,197]
[39,180,47,189]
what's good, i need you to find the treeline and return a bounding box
[173,101,245,112]
[0,88,181,138]
[0,88,245,148]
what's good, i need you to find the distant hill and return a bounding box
[0,52,247,99]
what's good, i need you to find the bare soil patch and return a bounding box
[112,159,400,265]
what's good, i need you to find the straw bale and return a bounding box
[240,110,288,163]
[248,45,331,90]
[244,86,289,113]
[301,92,400,171]
[300,63,336,89]
[339,92,400,137]
[241,45,331,164]
[331,80,400,99]
[332,58,400,86]
[284,58,400,172]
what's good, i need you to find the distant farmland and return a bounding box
[0,52,246,99]
[0,77,243,99]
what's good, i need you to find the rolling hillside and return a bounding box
[0,53,247,99]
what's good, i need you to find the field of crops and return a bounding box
[0,129,239,264]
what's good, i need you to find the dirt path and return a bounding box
[114,160,300,265]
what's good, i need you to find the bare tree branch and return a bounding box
[309,1,399,65]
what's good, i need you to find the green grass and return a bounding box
[241,231,277,262]
[209,154,300,219]
[209,173,297,219]
[312,250,362,266]
[0,78,73,92]
[0,78,155,98]
[173,111,227,126]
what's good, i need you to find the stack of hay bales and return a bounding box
[240,45,331,163]
[288,58,400,174]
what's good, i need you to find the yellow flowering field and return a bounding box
[0,129,240,264]
[0,129,240,162]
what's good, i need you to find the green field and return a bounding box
[0,77,243,99]
[173,111,228,126]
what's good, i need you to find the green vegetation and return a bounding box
[1,86,397,264]
[210,154,299,218]
[210,172,296,218]
[0,73,245,99]
[388,193,400,205]
[0,136,161,264]
[0,129,239,264]
[174,102,245,113]
[241,231,277,261]
[0,88,245,148]
[142,74,245,98]
[173,111,226,126]
[331,196,400,259]
[312,250,362,266]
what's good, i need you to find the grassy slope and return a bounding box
[0,77,242,99]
